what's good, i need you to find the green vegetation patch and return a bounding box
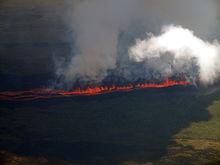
[174,100,220,151]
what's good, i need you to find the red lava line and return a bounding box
[0,79,190,101]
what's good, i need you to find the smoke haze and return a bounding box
[55,0,218,88]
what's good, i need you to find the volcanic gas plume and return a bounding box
[54,0,219,88]
[129,25,220,85]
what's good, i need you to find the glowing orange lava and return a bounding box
[0,79,190,101]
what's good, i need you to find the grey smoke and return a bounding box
[56,0,218,87]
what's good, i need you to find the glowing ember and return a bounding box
[0,79,190,101]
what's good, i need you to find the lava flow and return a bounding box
[0,79,190,101]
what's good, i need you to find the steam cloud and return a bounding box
[55,0,218,88]
[129,25,220,85]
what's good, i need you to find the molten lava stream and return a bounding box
[0,79,190,101]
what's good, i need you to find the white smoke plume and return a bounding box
[56,0,218,87]
[129,25,220,85]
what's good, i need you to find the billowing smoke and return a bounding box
[129,25,220,85]
[55,0,218,88]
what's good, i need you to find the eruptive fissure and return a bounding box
[0,79,190,101]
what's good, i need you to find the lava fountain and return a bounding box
[0,79,190,101]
